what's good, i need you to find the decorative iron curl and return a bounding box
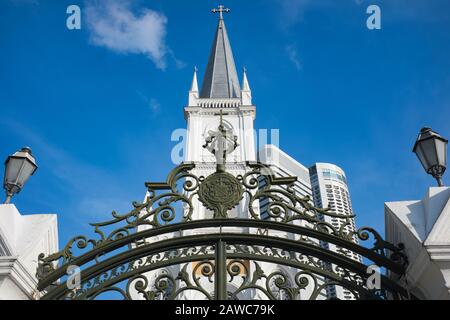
[37,235,96,280]
[356,227,408,268]
[128,273,176,300]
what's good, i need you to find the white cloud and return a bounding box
[85,0,169,69]
[136,90,161,114]
[285,44,302,71]
[149,98,160,112]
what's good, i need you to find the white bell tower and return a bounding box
[183,5,256,220]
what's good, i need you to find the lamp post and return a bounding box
[3,147,38,204]
[413,127,448,187]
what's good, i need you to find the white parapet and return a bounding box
[385,187,450,300]
[0,204,58,300]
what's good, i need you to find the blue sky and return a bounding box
[1,0,450,246]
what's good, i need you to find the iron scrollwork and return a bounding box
[36,158,411,300]
[129,261,215,300]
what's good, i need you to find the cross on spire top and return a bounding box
[212,5,230,20]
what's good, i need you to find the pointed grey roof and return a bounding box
[200,15,241,99]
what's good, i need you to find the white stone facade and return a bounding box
[0,204,58,300]
[385,186,450,300]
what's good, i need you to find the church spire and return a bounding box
[189,66,199,106]
[190,66,199,92]
[241,67,252,105]
[200,5,241,99]
[242,67,251,91]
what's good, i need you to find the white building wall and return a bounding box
[385,187,450,300]
[0,204,58,300]
[258,144,313,222]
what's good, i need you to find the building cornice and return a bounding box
[426,245,450,261]
[0,256,39,299]
[0,232,13,256]
[184,105,255,117]
[189,161,250,171]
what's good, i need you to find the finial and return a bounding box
[212,4,230,20]
[243,66,247,73]
[194,66,198,73]
[21,146,33,154]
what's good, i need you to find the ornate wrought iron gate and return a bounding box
[36,161,413,300]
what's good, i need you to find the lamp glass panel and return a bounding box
[415,146,429,171]
[5,157,25,185]
[419,139,438,170]
[435,139,447,167]
[16,159,36,187]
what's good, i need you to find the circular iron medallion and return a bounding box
[198,171,243,218]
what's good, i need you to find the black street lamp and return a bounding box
[413,127,448,187]
[3,147,38,204]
